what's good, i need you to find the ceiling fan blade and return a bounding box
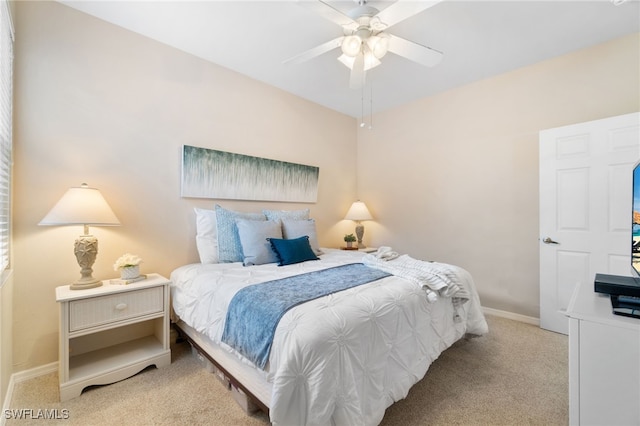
[295,0,356,28]
[387,34,443,67]
[283,36,344,65]
[349,54,365,90]
[375,0,443,29]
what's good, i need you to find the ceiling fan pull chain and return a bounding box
[360,84,366,128]
[369,74,374,130]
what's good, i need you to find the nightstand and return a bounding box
[55,273,171,401]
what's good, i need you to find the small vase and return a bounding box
[346,241,353,248]
[120,265,140,280]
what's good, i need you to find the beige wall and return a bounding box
[12,1,357,371]
[358,33,640,318]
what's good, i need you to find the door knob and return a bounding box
[543,237,559,245]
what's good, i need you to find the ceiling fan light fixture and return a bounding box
[341,35,362,57]
[369,17,387,32]
[338,53,380,71]
[367,33,389,59]
[363,51,381,70]
[337,53,355,69]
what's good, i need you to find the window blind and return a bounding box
[0,0,13,271]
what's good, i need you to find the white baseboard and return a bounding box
[1,362,57,426]
[482,306,540,326]
[11,361,57,384]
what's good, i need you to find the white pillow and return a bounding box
[194,207,218,264]
[236,219,282,266]
[281,219,323,256]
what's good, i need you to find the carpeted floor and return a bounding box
[6,315,568,425]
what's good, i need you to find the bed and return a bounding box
[170,206,488,426]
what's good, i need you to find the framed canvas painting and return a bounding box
[181,145,319,203]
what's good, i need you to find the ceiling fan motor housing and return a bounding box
[354,26,372,40]
[348,4,379,20]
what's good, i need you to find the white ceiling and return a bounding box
[60,0,640,118]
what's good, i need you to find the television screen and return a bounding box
[633,161,640,279]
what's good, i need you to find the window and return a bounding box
[0,0,12,271]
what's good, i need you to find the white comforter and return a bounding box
[170,249,487,426]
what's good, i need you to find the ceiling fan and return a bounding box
[285,0,444,89]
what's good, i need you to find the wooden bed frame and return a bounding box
[173,320,271,415]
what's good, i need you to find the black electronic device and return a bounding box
[594,273,640,297]
[610,295,640,319]
[594,273,640,319]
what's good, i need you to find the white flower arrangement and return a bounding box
[113,253,143,271]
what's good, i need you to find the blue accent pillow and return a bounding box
[215,205,265,263]
[268,236,319,266]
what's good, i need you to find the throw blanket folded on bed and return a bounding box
[363,249,470,304]
[221,263,391,369]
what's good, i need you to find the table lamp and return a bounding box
[344,200,373,249]
[39,183,120,290]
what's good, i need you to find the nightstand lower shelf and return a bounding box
[68,335,169,381]
[62,338,170,401]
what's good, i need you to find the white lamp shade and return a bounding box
[337,54,355,69]
[341,35,362,57]
[344,201,373,222]
[367,33,389,59]
[337,53,381,71]
[39,183,120,226]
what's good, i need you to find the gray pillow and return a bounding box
[262,209,309,221]
[236,219,282,266]
[281,219,323,255]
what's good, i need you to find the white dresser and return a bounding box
[566,280,640,426]
[56,273,171,401]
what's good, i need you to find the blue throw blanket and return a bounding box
[221,263,391,369]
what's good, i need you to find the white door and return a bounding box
[539,112,640,335]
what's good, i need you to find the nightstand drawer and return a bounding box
[69,286,164,332]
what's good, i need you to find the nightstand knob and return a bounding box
[115,303,128,311]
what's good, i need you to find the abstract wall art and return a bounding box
[181,145,319,202]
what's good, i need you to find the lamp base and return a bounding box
[72,234,102,290]
[355,223,367,249]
